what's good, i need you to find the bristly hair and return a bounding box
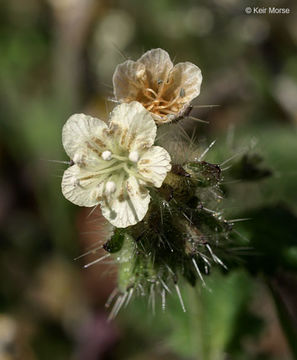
[95,127,242,318]
[68,115,260,319]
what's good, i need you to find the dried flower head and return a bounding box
[61,101,171,228]
[113,48,202,125]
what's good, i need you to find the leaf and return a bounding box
[166,270,253,360]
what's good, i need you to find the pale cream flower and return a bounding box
[61,102,171,228]
[112,48,202,124]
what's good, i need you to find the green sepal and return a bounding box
[103,228,125,253]
[183,161,221,187]
[114,233,136,292]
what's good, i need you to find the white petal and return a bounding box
[61,165,104,207]
[139,48,173,88]
[62,113,108,159]
[101,176,150,228]
[109,102,156,152]
[113,60,147,101]
[163,62,202,104]
[138,146,171,187]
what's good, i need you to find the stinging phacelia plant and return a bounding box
[61,48,236,319]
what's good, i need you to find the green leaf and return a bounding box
[166,270,253,360]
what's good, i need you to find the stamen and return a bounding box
[143,92,155,101]
[128,151,139,163]
[123,163,151,184]
[102,150,112,161]
[113,171,126,199]
[155,91,181,110]
[79,163,124,179]
[105,181,116,194]
[111,154,128,161]
[146,103,157,111]
[145,88,158,98]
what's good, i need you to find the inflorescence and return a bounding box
[61,48,242,319]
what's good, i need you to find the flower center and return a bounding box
[76,149,151,198]
[141,82,185,118]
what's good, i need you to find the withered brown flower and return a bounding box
[112,48,202,125]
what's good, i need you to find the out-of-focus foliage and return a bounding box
[0,0,296,359]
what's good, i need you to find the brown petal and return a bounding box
[163,62,202,104]
[138,48,173,89]
[113,60,147,101]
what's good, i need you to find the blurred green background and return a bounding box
[0,0,297,359]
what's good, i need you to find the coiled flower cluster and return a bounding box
[61,49,236,318]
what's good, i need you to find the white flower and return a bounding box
[61,102,172,228]
[112,48,202,125]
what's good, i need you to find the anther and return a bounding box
[128,151,139,163]
[102,150,112,161]
[105,181,116,194]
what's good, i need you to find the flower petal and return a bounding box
[62,165,105,207]
[139,48,173,89]
[163,62,202,105]
[138,146,171,187]
[109,102,156,152]
[62,113,108,159]
[101,176,150,228]
[113,60,147,102]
